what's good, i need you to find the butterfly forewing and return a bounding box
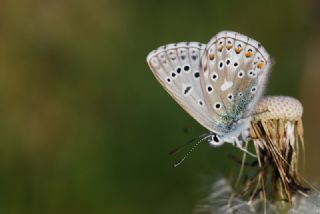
[147,42,219,131]
[200,31,271,136]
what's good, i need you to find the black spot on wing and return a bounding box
[184,86,192,95]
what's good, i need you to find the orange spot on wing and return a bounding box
[257,62,264,69]
[209,53,215,60]
[245,52,253,57]
[235,47,242,54]
[226,44,233,50]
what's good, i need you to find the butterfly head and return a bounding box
[209,116,252,147]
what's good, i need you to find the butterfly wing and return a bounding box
[147,42,220,131]
[200,31,271,138]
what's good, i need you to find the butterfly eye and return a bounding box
[213,134,220,143]
[209,133,223,147]
[213,135,220,142]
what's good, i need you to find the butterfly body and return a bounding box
[147,31,271,147]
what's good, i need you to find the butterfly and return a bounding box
[146,31,271,153]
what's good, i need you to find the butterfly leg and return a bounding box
[234,138,256,158]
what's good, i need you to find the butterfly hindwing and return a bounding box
[200,31,271,136]
[147,42,219,131]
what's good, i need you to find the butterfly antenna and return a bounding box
[173,135,210,167]
[169,133,208,155]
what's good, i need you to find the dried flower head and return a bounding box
[249,96,308,203]
[195,96,315,214]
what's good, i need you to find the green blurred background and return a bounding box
[0,0,319,213]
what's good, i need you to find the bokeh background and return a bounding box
[0,0,319,213]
